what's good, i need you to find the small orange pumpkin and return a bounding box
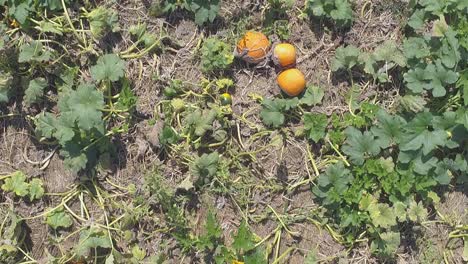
[277,68,306,96]
[273,43,296,68]
[235,31,270,64]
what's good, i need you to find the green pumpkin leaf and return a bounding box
[1,171,29,197]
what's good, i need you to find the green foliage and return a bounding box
[186,109,216,136]
[305,0,354,27]
[313,162,353,206]
[46,207,73,229]
[399,112,449,155]
[1,171,29,197]
[303,113,328,143]
[24,77,47,105]
[3,0,33,24]
[90,54,126,82]
[230,221,266,263]
[264,0,294,39]
[333,42,406,82]
[361,40,407,82]
[260,98,291,128]
[314,105,467,257]
[315,5,467,246]
[196,210,222,251]
[191,152,219,186]
[18,41,53,63]
[370,110,406,149]
[74,227,112,257]
[407,200,428,222]
[163,79,184,98]
[188,0,220,26]
[200,38,233,73]
[35,83,107,172]
[342,127,381,165]
[331,46,361,72]
[84,7,120,38]
[0,71,13,103]
[0,0,466,262]
[367,203,397,228]
[370,231,401,258]
[0,208,24,263]
[404,60,458,97]
[399,95,427,113]
[159,125,180,146]
[261,85,325,128]
[158,0,221,26]
[28,178,45,200]
[232,221,255,253]
[402,23,462,98]
[300,85,325,106]
[144,171,191,249]
[115,78,137,112]
[128,23,159,49]
[1,171,45,201]
[1,0,70,24]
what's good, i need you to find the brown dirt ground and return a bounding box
[1,0,466,263]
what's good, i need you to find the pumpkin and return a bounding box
[235,31,270,64]
[277,68,306,96]
[273,43,296,68]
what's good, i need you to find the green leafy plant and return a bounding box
[260,98,298,128]
[128,22,161,52]
[331,46,361,72]
[200,38,233,73]
[18,41,53,63]
[186,109,217,137]
[90,54,126,82]
[1,171,44,201]
[0,208,25,263]
[46,207,73,229]
[159,125,180,146]
[188,0,220,26]
[24,77,47,105]
[261,85,324,128]
[35,83,108,172]
[0,0,70,25]
[0,71,13,103]
[303,113,328,143]
[305,0,354,27]
[313,106,467,257]
[83,7,120,39]
[191,152,219,186]
[74,226,112,258]
[360,40,407,82]
[156,0,221,26]
[332,42,406,83]
[264,0,294,39]
[195,210,223,252]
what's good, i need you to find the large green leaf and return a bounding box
[1,171,29,197]
[303,113,328,143]
[60,84,105,131]
[46,207,73,229]
[24,78,47,105]
[400,112,448,155]
[75,227,112,257]
[342,127,381,165]
[371,110,406,148]
[90,54,125,82]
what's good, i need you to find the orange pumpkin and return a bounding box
[277,68,306,96]
[235,31,270,64]
[273,43,296,68]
